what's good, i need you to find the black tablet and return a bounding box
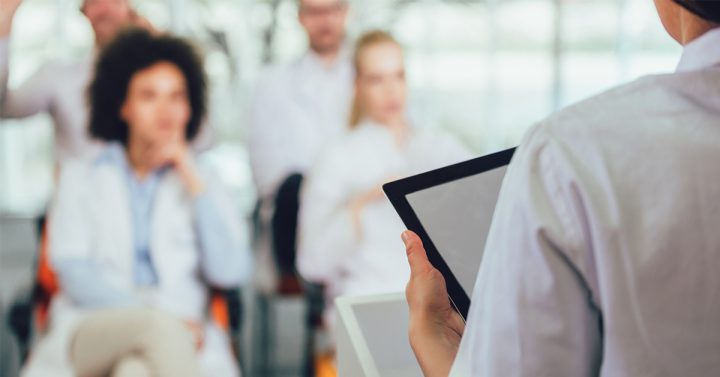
[383,147,515,319]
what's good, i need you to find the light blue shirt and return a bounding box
[114,146,164,287]
[54,144,249,307]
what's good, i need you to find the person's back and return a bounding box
[447,34,720,377]
[464,64,720,376]
[592,69,720,373]
[404,3,720,376]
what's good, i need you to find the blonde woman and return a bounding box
[298,30,472,329]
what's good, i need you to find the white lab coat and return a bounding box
[21,147,248,377]
[248,50,354,199]
[450,29,720,376]
[298,121,472,326]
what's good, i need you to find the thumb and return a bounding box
[402,230,432,275]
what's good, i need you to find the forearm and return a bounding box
[409,315,459,377]
[0,0,20,55]
[0,38,54,118]
[194,192,251,287]
[0,0,21,86]
[0,37,9,108]
[404,231,465,377]
[176,157,204,197]
[54,258,138,308]
[0,15,13,38]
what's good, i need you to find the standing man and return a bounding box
[249,0,353,290]
[0,0,153,165]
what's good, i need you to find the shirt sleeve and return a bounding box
[247,75,294,198]
[0,37,54,119]
[49,163,138,308]
[193,171,253,288]
[450,124,603,377]
[53,258,138,308]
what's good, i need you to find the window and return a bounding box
[0,0,680,214]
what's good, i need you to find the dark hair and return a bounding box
[89,28,207,144]
[674,0,720,24]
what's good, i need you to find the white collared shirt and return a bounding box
[451,28,720,376]
[248,48,354,198]
[676,28,720,73]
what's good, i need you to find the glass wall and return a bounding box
[0,0,680,215]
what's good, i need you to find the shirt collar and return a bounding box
[676,27,720,73]
[95,142,167,182]
[300,44,352,74]
[95,142,125,166]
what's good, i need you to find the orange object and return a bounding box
[210,293,230,330]
[315,352,338,377]
[35,224,56,331]
[37,224,59,296]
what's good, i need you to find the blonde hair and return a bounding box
[349,30,401,128]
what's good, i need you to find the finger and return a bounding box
[402,230,432,275]
[372,187,385,200]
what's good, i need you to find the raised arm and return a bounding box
[0,0,56,120]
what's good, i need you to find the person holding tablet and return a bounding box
[298,30,470,330]
[402,0,720,376]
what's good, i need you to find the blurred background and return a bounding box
[0,0,680,214]
[1,0,680,376]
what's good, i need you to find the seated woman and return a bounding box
[22,29,252,377]
[298,30,472,329]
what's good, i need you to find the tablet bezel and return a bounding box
[383,147,516,319]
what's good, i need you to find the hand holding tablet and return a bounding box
[384,147,515,318]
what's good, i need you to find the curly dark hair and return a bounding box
[89,28,207,144]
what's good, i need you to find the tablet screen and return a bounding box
[404,166,507,296]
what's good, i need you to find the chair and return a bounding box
[251,187,327,377]
[6,216,246,373]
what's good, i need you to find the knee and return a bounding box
[138,309,194,347]
[112,356,151,377]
